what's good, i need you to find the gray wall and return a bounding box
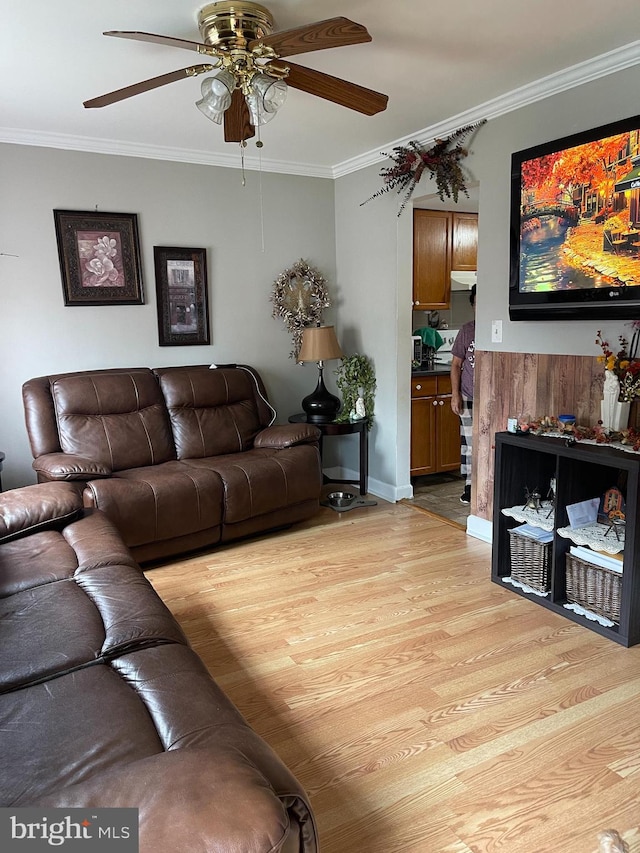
[0,144,336,490]
[333,63,640,501]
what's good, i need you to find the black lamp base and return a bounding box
[302,365,340,423]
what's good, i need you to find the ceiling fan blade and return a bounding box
[83,64,214,108]
[224,89,256,143]
[104,30,219,58]
[271,61,388,116]
[250,17,371,58]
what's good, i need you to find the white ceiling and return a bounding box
[2,1,640,178]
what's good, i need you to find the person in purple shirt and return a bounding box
[450,284,476,504]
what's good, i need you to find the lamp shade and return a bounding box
[246,73,287,127]
[195,69,235,124]
[298,326,343,363]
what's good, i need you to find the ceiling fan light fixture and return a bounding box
[245,73,287,126]
[86,4,388,144]
[195,68,236,123]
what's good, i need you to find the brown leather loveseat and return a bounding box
[22,365,322,563]
[0,481,318,851]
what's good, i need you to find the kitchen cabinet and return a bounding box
[451,212,478,271]
[412,209,478,309]
[410,374,460,476]
[492,430,640,647]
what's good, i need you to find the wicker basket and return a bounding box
[565,554,622,622]
[508,528,551,593]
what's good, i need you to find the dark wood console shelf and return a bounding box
[492,431,639,646]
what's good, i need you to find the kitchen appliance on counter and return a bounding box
[411,328,460,371]
[413,327,442,370]
[412,335,423,368]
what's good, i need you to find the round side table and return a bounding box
[289,414,369,495]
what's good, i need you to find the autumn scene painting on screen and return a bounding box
[518,126,640,293]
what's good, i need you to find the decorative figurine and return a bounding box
[523,486,542,512]
[354,396,366,419]
[604,511,626,541]
[545,477,556,519]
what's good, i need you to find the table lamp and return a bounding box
[297,325,344,423]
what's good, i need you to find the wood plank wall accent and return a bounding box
[473,350,605,521]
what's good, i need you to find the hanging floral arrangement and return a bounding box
[361,120,486,216]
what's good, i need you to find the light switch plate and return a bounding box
[491,320,503,343]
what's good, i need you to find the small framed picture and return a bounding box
[53,210,144,306]
[154,246,210,346]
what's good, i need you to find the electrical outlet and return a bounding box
[491,320,503,343]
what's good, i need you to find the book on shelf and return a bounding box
[568,545,623,573]
[512,523,554,544]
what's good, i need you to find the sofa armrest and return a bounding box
[0,482,84,544]
[32,452,112,481]
[254,424,321,449]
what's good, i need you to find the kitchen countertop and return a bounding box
[411,365,451,377]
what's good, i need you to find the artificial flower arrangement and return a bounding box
[517,414,640,452]
[596,328,640,402]
[521,414,640,449]
[361,120,486,216]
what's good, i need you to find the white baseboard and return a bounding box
[466,514,492,543]
[322,466,411,503]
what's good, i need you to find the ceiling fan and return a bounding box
[84,1,389,144]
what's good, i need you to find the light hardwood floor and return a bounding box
[145,498,640,853]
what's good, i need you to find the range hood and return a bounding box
[450,270,477,291]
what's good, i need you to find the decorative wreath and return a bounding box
[271,259,331,359]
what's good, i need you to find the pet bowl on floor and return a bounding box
[326,491,356,508]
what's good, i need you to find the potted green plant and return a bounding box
[334,354,376,428]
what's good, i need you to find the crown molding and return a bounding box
[1,40,638,181]
[0,128,333,179]
[332,39,640,178]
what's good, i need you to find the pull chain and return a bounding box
[238,126,266,251]
[257,133,265,253]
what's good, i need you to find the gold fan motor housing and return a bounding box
[198,2,274,50]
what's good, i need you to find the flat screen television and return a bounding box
[509,114,640,321]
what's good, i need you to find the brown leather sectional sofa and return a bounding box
[22,365,322,563]
[0,481,318,851]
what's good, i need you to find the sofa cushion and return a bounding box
[85,461,224,548]
[51,371,176,472]
[184,445,322,524]
[0,512,187,694]
[0,509,138,599]
[0,531,83,598]
[0,566,187,694]
[155,366,265,459]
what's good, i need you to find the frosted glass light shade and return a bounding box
[246,73,287,126]
[196,69,235,124]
